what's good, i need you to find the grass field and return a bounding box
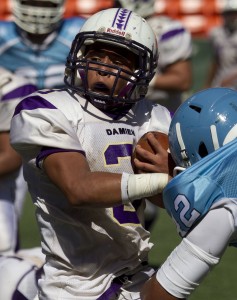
[19,38,237,299]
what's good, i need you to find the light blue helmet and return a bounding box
[169,87,237,168]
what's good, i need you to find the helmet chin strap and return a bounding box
[210,125,220,150]
[176,122,191,166]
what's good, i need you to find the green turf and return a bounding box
[19,38,236,298]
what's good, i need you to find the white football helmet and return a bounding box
[11,0,65,34]
[114,0,155,18]
[64,8,158,111]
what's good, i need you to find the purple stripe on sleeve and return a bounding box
[13,95,57,116]
[2,84,37,101]
[160,28,185,42]
[36,147,85,169]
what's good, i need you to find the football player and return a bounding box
[0,0,85,89]
[140,87,237,299]
[114,0,193,114]
[10,8,172,299]
[0,0,84,255]
[0,67,37,254]
[205,0,237,89]
[114,0,193,230]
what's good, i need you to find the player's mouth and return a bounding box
[91,82,111,95]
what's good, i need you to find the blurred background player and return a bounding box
[0,0,85,255]
[0,246,45,300]
[0,0,85,89]
[114,0,192,231]
[205,0,237,89]
[114,0,193,114]
[10,8,172,299]
[140,87,237,299]
[0,67,37,255]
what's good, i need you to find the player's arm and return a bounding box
[0,131,22,177]
[141,276,180,300]
[43,150,169,207]
[151,60,192,92]
[219,71,237,87]
[141,207,235,299]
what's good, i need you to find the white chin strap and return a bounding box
[176,122,191,166]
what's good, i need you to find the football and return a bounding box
[132,131,175,177]
[134,131,169,155]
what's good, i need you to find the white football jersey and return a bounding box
[0,67,37,254]
[11,89,171,298]
[0,67,36,131]
[208,26,237,88]
[146,16,192,113]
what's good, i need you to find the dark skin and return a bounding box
[44,135,171,208]
[152,60,192,92]
[141,276,183,300]
[133,132,173,207]
[133,133,171,174]
[0,132,22,177]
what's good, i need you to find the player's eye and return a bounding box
[87,56,102,62]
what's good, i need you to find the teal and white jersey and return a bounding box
[0,17,85,89]
[163,138,237,238]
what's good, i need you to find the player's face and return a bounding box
[85,43,136,97]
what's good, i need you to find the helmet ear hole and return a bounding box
[189,105,202,113]
[198,142,208,158]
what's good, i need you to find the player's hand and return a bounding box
[133,132,172,175]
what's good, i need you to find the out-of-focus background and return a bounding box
[1,1,235,299]
[0,0,222,92]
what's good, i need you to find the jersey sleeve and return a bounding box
[149,17,192,70]
[0,67,37,131]
[10,92,84,164]
[134,100,171,139]
[148,104,171,134]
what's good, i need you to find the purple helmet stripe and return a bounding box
[112,9,132,31]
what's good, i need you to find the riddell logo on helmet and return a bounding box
[107,28,125,36]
